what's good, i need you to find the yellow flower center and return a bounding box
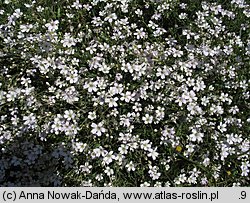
[176,145,182,152]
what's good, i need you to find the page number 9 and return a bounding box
[240,191,246,199]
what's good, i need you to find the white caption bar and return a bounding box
[0,187,248,203]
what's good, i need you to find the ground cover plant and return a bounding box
[0,0,249,186]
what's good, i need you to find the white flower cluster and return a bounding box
[0,0,249,186]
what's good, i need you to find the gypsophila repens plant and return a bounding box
[0,0,249,186]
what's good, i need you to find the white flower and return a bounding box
[63,122,79,136]
[135,9,143,16]
[201,177,208,186]
[92,147,106,158]
[88,111,96,120]
[179,13,187,19]
[232,182,241,187]
[23,113,37,128]
[64,110,75,121]
[187,144,195,153]
[84,81,98,93]
[66,70,79,84]
[240,139,249,152]
[240,161,250,176]
[61,33,76,47]
[175,174,187,185]
[155,106,165,120]
[201,96,209,106]
[220,144,229,161]
[179,174,187,183]
[154,182,162,187]
[118,144,129,154]
[36,6,44,12]
[45,20,59,32]
[134,28,147,39]
[140,182,150,187]
[229,106,239,114]
[95,174,103,181]
[147,147,159,160]
[203,157,210,167]
[215,105,224,115]
[189,129,204,142]
[6,90,17,102]
[187,174,197,184]
[142,114,153,124]
[103,151,115,165]
[72,0,82,9]
[126,161,136,172]
[148,166,161,180]
[140,140,151,151]
[80,162,92,174]
[106,97,118,108]
[193,79,206,92]
[98,62,111,73]
[218,122,227,132]
[91,122,106,136]
[104,13,117,23]
[187,103,199,115]
[120,91,134,102]
[51,116,63,134]
[104,167,114,176]
[62,86,79,104]
[74,142,86,153]
[20,24,33,32]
